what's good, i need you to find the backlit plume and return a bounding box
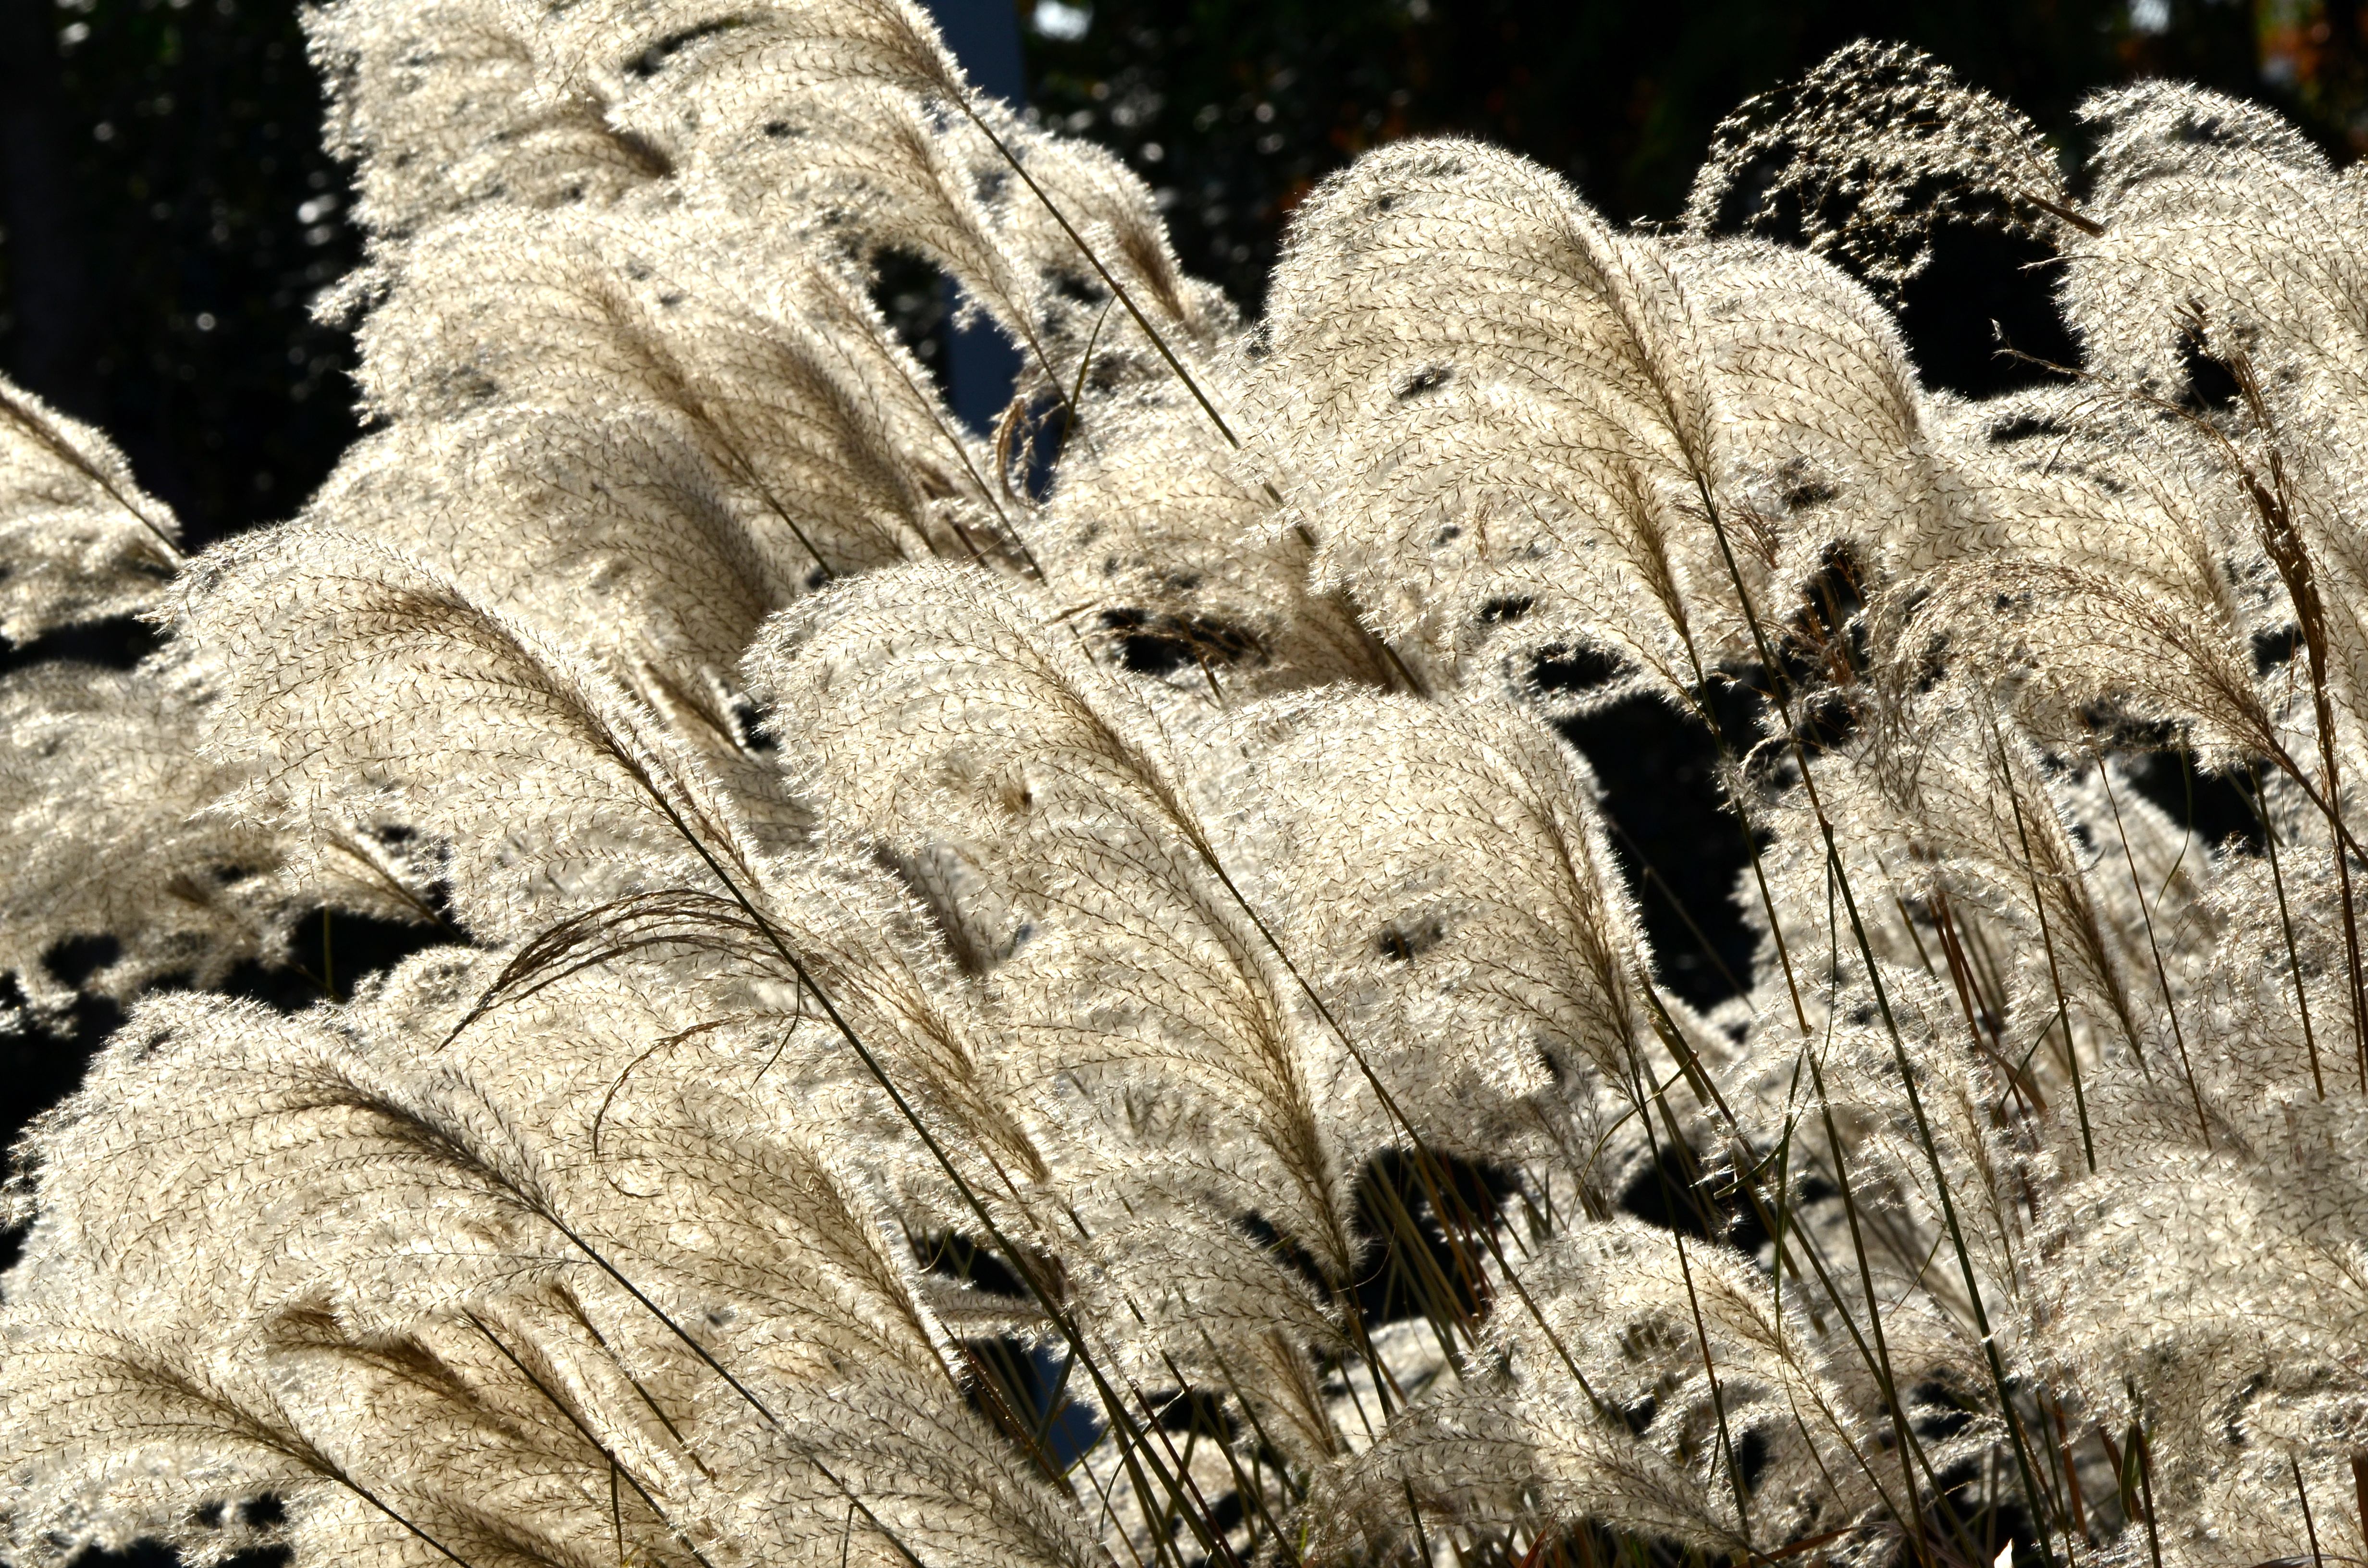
[4,13,2365,1568]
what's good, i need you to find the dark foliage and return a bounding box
[0,0,361,555]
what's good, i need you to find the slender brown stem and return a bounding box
[1989,723,2096,1169]
[2296,1455,2326,1568]
[2094,759,2212,1146]
[938,90,1241,449]
[2252,763,2326,1098]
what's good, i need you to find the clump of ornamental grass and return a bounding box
[1,15,2364,1568]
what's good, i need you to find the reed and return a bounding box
[1,17,2361,1568]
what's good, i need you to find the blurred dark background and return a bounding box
[0,0,358,553]
[0,0,2354,1157]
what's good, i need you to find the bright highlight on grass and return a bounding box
[0,13,2362,1568]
